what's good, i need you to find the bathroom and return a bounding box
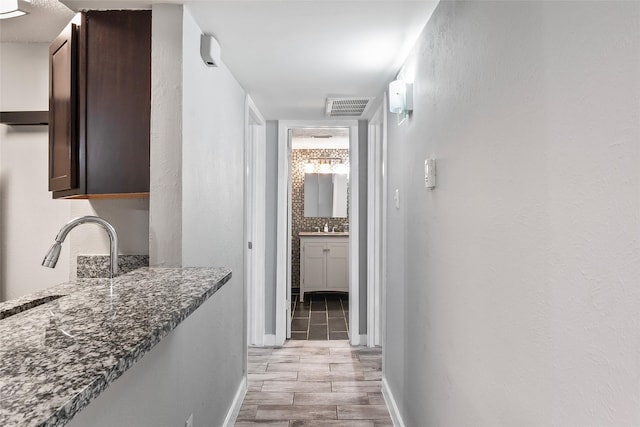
[289,127,350,340]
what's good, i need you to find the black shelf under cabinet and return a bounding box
[0,111,49,126]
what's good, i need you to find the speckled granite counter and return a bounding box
[0,267,231,427]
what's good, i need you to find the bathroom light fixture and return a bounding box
[0,0,28,19]
[304,157,349,175]
[389,79,413,118]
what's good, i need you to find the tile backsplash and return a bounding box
[77,255,149,278]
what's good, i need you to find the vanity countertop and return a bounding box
[299,231,349,237]
[0,267,231,427]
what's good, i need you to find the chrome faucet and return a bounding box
[314,226,321,232]
[42,216,119,277]
[332,226,338,232]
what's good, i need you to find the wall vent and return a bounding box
[325,97,374,117]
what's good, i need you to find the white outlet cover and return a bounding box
[394,189,400,209]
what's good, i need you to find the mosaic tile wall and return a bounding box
[291,148,350,289]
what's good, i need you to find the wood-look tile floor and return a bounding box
[236,340,391,427]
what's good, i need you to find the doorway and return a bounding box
[289,127,350,340]
[276,120,361,345]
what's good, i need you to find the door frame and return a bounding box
[275,119,361,345]
[366,95,388,347]
[245,95,266,346]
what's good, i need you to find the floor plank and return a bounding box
[238,341,389,426]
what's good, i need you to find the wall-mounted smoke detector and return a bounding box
[325,97,374,118]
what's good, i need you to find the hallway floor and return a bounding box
[236,340,391,426]
[290,292,349,340]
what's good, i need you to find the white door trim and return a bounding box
[245,95,266,347]
[276,119,360,346]
[381,93,389,385]
[367,101,384,347]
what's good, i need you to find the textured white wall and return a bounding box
[181,7,246,274]
[0,43,70,300]
[142,5,246,423]
[181,7,247,405]
[149,4,183,267]
[385,1,640,426]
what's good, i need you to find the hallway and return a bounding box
[236,341,390,426]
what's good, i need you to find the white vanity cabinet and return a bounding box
[299,234,349,302]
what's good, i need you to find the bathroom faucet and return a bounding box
[42,216,119,277]
[332,226,337,232]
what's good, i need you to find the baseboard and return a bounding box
[382,377,405,427]
[263,334,276,346]
[221,376,247,427]
[350,334,368,346]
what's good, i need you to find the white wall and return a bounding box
[181,4,246,413]
[0,43,70,300]
[144,5,247,423]
[0,42,150,300]
[385,1,640,426]
[149,4,183,268]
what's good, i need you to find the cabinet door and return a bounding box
[303,242,327,291]
[49,22,78,192]
[326,241,349,291]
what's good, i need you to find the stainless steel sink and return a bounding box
[0,295,65,320]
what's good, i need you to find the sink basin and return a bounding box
[0,295,65,320]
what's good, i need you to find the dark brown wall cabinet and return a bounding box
[49,11,151,199]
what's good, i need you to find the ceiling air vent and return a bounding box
[325,97,374,117]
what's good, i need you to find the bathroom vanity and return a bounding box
[299,232,349,301]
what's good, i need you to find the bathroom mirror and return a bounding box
[304,173,348,218]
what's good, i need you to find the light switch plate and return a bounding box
[425,159,436,189]
[394,189,400,209]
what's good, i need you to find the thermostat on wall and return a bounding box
[425,158,436,189]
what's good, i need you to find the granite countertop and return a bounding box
[299,231,349,236]
[0,267,231,427]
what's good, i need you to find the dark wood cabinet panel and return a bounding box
[0,111,48,125]
[49,11,151,199]
[48,22,77,192]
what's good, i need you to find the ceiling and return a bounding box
[0,0,74,42]
[0,0,438,120]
